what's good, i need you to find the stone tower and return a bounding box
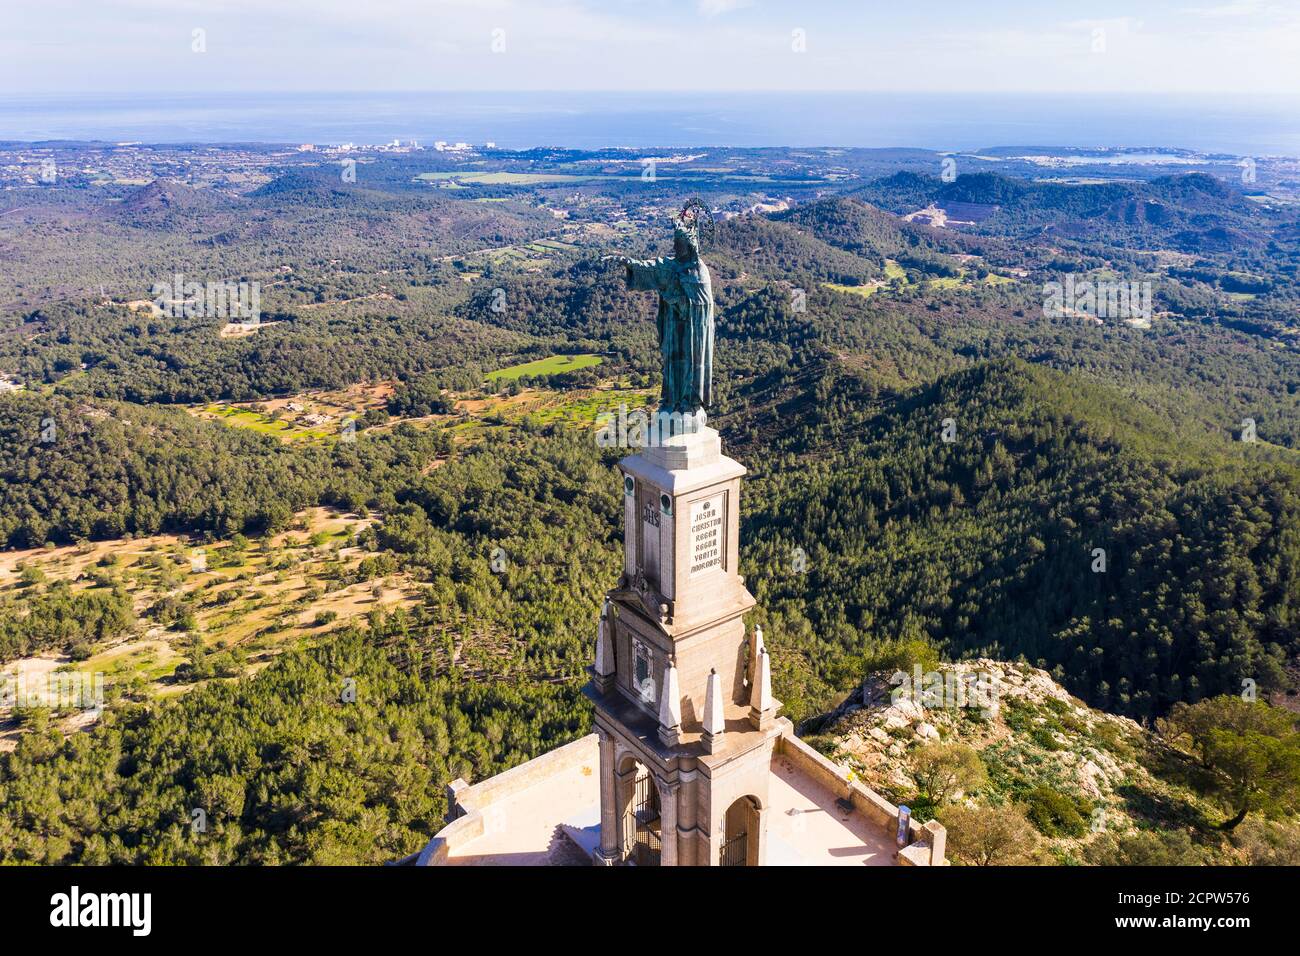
[586,425,781,866]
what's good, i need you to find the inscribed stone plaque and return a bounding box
[689,493,724,578]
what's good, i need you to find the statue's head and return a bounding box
[672,215,701,262]
[671,199,712,263]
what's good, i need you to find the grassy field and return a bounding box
[926,276,966,289]
[192,383,391,444]
[823,259,908,298]
[455,383,654,435]
[926,271,1018,289]
[486,353,603,381]
[824,281,883,298]
[198,404,341,443]
[826,280,889,299]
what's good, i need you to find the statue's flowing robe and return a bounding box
[624,255,713,415]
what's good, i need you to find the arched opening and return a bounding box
[620,759,661,866]
[721,795,761,866]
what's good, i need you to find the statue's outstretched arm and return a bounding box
[608,255,672,293]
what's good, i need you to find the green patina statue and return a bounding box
[604,199,714,432]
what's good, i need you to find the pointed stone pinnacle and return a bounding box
[750,624,765,683]
[704,668,725,744]
[594,600,614,678]
[751,649,772,714]
[659,659,681,732]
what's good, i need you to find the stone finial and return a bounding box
[594,599,614,678]
[752,649,771,711]
[658,659,682,746]
[749,648,773,729]
[750,624,765,681]
[703,668,725,753]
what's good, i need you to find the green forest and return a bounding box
[1,142,1298,864]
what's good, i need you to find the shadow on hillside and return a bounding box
[1122,743,1218,830]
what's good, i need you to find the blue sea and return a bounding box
[2,91,1299,156]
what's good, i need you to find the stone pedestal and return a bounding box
[586,426,783,866]
[612,427,753,714]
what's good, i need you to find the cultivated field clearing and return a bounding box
[0,507,421,746]
[825,257,1017,299]
[191,382,391,443]
[486,353,604,381]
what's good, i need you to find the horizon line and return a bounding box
[4,89,1300,99]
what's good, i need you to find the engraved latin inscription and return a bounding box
[689,493,724,577]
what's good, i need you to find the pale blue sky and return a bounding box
[4,0,1299,94]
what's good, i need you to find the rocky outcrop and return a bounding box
[821,659,1180,860]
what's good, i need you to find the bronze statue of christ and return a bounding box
[604,199,714,431]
